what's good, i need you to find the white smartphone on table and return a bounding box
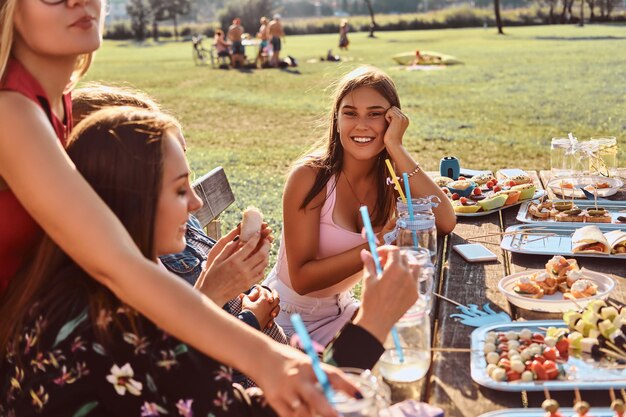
[453,243,498,263]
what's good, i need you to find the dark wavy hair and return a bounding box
[298,66,400,226]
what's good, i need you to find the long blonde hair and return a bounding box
[0,0,99,89]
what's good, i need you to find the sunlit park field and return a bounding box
[84,23,626,258]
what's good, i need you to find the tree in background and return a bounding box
[127,0,150,41]
[341,0,349,13]
[578,0,584,25]
[363,0,377,37]
[546,0,559,23]
[156,0,192,40]
[560,0,575,23]
[217,0,274,34]
[494,0,504,34]
[603,0,618,18]
[585,0,596,20]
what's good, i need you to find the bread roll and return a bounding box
[240,206,263,242]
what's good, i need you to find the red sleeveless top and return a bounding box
[0,58,73,294]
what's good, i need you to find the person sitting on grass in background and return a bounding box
[264,65,456,345]
[0,106,420,415]
[268,14,285,67]
[213,29,232,67]
[227,18,245,68]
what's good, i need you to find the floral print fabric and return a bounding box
[0,268,275,417]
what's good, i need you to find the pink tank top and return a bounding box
[273,175,366,298]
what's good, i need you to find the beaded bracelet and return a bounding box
[404,163,422,179]
[385,163,422,185]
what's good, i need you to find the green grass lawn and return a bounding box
[85,24,626,258]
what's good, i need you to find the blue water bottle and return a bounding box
[440,156,460,180]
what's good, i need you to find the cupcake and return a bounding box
[447,180,476,197]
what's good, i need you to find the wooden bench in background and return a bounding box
[191,166,235,239]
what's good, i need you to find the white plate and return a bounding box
[479,408,613,417]
[498,270,615,313]
[455,189,546,217]
[471,321,626,391]
[547,175,623,198]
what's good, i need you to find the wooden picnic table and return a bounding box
[409,169,626,416]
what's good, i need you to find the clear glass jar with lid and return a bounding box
[551,136,577,176]
[590,136,618,177]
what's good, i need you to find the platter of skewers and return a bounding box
[479,406,618,417]
[498,256,615,312]
[479,407,623,417]
[471,300,626,391]
[479,384,626,416]
[547,176,624,199]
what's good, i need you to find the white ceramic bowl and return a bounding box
[498,269,615,313]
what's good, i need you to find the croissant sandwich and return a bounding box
[571,225,610,254]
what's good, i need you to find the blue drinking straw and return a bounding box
[290,313,336,404]
[402,172,419,247]
[359,206,404,363]
[359,206,383,276]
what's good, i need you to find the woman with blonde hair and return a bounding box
[0,1,352,415]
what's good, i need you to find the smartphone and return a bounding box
[453,243,498,263]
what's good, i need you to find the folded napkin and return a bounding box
[381,400,445,417]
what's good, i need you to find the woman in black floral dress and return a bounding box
[0,107,419,416]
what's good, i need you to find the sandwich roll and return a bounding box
[240,206,263,242]
[571,225,610,254]
[605,230,626,255]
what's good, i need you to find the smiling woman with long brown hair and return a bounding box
[264,66,455,345]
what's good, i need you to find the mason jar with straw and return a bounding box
[330,368,390,417]
[396,213,437,266]
[379,310,431,384]
[377,247,433,385]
